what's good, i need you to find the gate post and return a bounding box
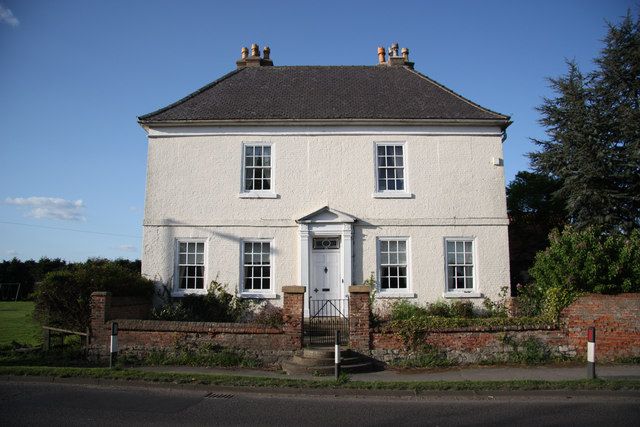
[282,286,306,349]
[348,285,371,352]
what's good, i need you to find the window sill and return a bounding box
[172,290,207,297]
[372,192,414,199]
[377,292,417,299]
[239,292,278,299]
[443,291,483,299]
[238,192,279,199]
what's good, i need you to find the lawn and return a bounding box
[0,302,41,347]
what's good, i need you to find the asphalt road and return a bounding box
[1,380,639,426]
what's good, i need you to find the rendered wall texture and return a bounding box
[142,126,510,305]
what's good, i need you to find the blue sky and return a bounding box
[0,0,634,261]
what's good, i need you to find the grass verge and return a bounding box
[1,366,639,392]
[0,302,41,347]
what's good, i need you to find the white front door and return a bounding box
[310,250,341,301]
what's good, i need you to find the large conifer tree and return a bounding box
[530,11,640,233]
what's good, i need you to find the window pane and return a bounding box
[246,146,254,156]
[465,241,472,252]
[378,179,386,191]
[395,146,403,155]
[245,278,253,290]
[381,276,389,289]
[378,156,386,166]
[465,252,473,264]
[263,146,271,156]
[380,241,389,252]
[196,253,203,264]
[398,241,406,251]
[386,146,394,155]
[389,241,397,251]
[255,146,262,156]
[396,180,404,190]
[398,252,406,264]
[179,254,186,264]
[377,146,385,156]
[388,180,396,190]
[195,277,203,289]
[447,241,455,252]
[398,277,407,289]
[179,242,187,252]
[396,156,404,167]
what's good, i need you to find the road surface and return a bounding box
[0,379,639,426]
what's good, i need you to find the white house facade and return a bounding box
[139,44,511,312]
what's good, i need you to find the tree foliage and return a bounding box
[530,11,640,233]
[32,259,153,331]
[507,171,567,286]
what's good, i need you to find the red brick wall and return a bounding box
[89,288,305,363]
[109,297,151,320]
[349,286,371,352]
[562,293,640,361]
[367,294,640,363]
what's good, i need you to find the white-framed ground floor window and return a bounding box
[445,238,476,295]
[174,239,206,295]
[241,239,275,298]
[377,237,411,295]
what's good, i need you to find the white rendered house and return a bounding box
[138,44,511,313]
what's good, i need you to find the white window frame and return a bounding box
[173,238,208,296]
[240,238,276,299]
[239,142,278,199]
[376,237,415,298]
[372,141,412,199]
[443,237,482,298]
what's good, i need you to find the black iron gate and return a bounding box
[306,298,349,346]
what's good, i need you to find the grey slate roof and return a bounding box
[139,66,509,124]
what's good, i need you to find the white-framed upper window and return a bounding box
[240,143,276,197]
[241,240,273,294]
[445,238,476,293]
[175,239,206,294]
[375,143,406,191]
[377,237,410,293]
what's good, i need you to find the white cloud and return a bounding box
[0,4,19,27]
[5,196,85,221]
[116,245,137,253]
[6,249,19,257]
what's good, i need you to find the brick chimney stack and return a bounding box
[236,43,274,68]
[378,42,414,69]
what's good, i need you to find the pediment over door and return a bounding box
[295,206,357,224]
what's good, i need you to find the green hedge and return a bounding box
[32,259,154,331]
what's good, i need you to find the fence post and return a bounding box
[587,326,596,379]
[334,330,341,380]
[110,322,118,369]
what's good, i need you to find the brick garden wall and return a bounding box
[562,293,640,361]
[90,288,639,366]
[89,286,306,364]
[370,293,640,363]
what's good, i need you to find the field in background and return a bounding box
[0,302,40,347]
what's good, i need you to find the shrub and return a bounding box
[252,304,284,328]
[32,259,154,331]
[389,300,429,321]
[151,281,253,323]
[449,300,474,318]
[524,227,640,319]
[425,300,451,317]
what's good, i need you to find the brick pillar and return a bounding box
[90,291,112,357]
[349,285,371,352]
[282,286,305,349]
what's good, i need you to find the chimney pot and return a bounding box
[391,42,399,57]
[251,43,260,57]
[241,47,249,59]
[401,47,409,60]
[377,46,386,64]
[263,46,270,60]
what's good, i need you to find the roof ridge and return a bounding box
[138,68,244,121]
[404,67,510,120]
